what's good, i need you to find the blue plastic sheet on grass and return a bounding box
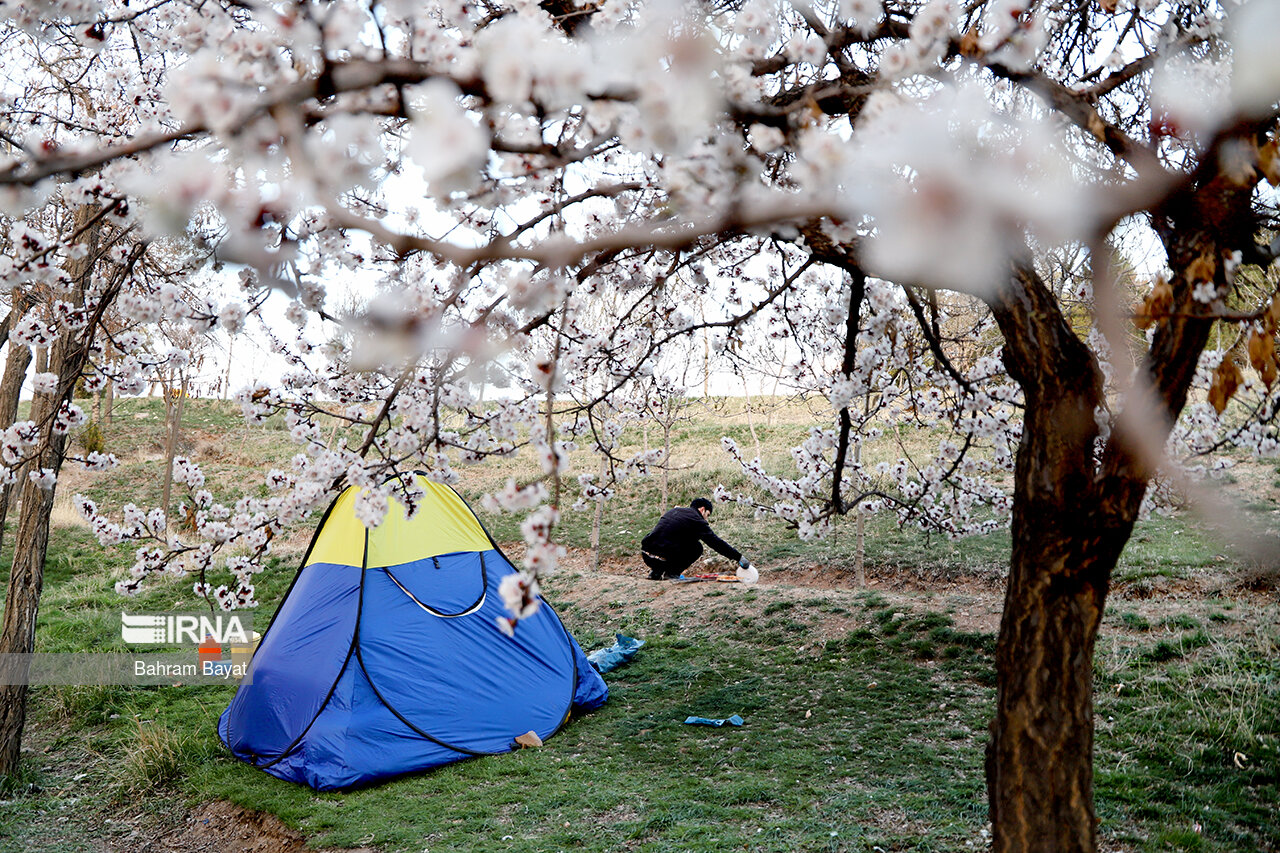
[684,714,744,727]
[587,634,644,674]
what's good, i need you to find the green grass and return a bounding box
[7,559,1275,852]
[12,586,1002,852]
[1094,629,1280,850]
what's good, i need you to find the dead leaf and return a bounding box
[1209,358,1243,414]
[804,709,812,719]
[1099,0,1118,12]
[1135,278,1174,329]
[1248,329,1277,388]
[514,731,543,748]
[1259,137,1280,186]
[1262,353,1278,390]
[1186,252,1216,285]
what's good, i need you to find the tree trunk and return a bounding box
[0,320,34,555]
[660,422,672,510]
[0,425,65,779]
[986,514,1118,851]
[985,264,1110,852]
[853,438,865,588]
[591,455,605,572]
[984,202,1225,848]
[0,203,114,782]
[161,374,188,516]
[102,379,114,424]
[222,337,233,400]
[742,375,762,460]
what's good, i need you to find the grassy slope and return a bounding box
[0,397,1276,852]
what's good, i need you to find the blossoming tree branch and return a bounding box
[1,0,1277,849]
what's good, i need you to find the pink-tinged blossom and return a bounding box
[117,291,163,324]
[11,313,53,348]
[265,469,292,491]
[53,403,86,435]
[28,468,56,490]
[483,478,549,513]
[219,302,247,334]
[839,0,884,36]
[498,571,542,621]
[74,494,97,519]
[1152,55,1231,140]
[172,457,205,488]
[849,82,1092,296]
[354,488,390,529]
[32,372,58,394]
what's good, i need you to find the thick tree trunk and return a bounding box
[986,515,1121,852]
[985,189,1229,847]
[0,329,76,779]
[986,264,1110,852]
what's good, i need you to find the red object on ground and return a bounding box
[198,634,222,664]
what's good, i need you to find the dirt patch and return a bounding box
[130,800,374,853]
[537,547,1010,636]
[541,545,1275,642]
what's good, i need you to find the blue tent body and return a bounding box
[217,477,607,791]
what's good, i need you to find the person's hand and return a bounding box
[738,556,750,569]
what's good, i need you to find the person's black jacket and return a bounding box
[641,506,741,572]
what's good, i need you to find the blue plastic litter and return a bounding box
[587,634,644,674]
[684,714,744,727]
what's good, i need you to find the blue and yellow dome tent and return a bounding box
[217,475,607,791]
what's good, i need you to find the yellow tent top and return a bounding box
[304,477,492,569]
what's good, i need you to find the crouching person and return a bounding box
[640,497,750,580]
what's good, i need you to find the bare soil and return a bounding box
[100,801,359,853]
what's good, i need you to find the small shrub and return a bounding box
[845,628,875,647]
[78,420,105,454]
[1142,631,1209,663]
[1145,640,1182,663]
[1120,611,1151,631]
[859,592,889,610]
[1182,629,1211,653]
[110,721,188,798]
[42,685,128,729]
[908,639,936,659]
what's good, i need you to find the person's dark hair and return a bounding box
[690,497,713,515]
